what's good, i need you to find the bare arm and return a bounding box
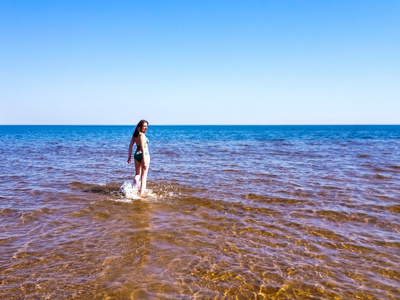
[139,133,149,169]
[127,134,135,164]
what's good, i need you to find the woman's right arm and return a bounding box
[127,134,135,164]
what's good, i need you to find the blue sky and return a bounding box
[0,0,399,125]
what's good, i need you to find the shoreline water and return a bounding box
[1,125,399,298]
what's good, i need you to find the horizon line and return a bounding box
[1,124,399,126]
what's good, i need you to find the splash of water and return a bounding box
[120,181,141,199]
[120,181,156,201]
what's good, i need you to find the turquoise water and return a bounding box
[1,125,400,299]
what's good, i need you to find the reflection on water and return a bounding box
[0,125,400,299]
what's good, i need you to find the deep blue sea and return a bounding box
[1,125,400,299]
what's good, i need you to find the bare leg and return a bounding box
[134,159,141,187]
[139,158,150,196]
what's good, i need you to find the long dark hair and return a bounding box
[133,119,149,137]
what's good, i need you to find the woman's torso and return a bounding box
[134,134,149,155]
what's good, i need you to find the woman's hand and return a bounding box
[127,159,131,165]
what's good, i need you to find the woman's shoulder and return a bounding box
[138,132,147,140]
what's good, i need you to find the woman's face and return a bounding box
[140,122,148,133]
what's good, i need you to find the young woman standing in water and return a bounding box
[127,120,150,197]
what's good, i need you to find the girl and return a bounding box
[127,120,150,196]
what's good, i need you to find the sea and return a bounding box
[0,125,399,299]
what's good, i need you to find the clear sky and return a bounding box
[0,0,399,125]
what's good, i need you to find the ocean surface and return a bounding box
[1,125,400,299]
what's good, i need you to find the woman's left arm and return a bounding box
[140,134,149,169]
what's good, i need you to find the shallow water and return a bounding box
[1,125,400,299]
